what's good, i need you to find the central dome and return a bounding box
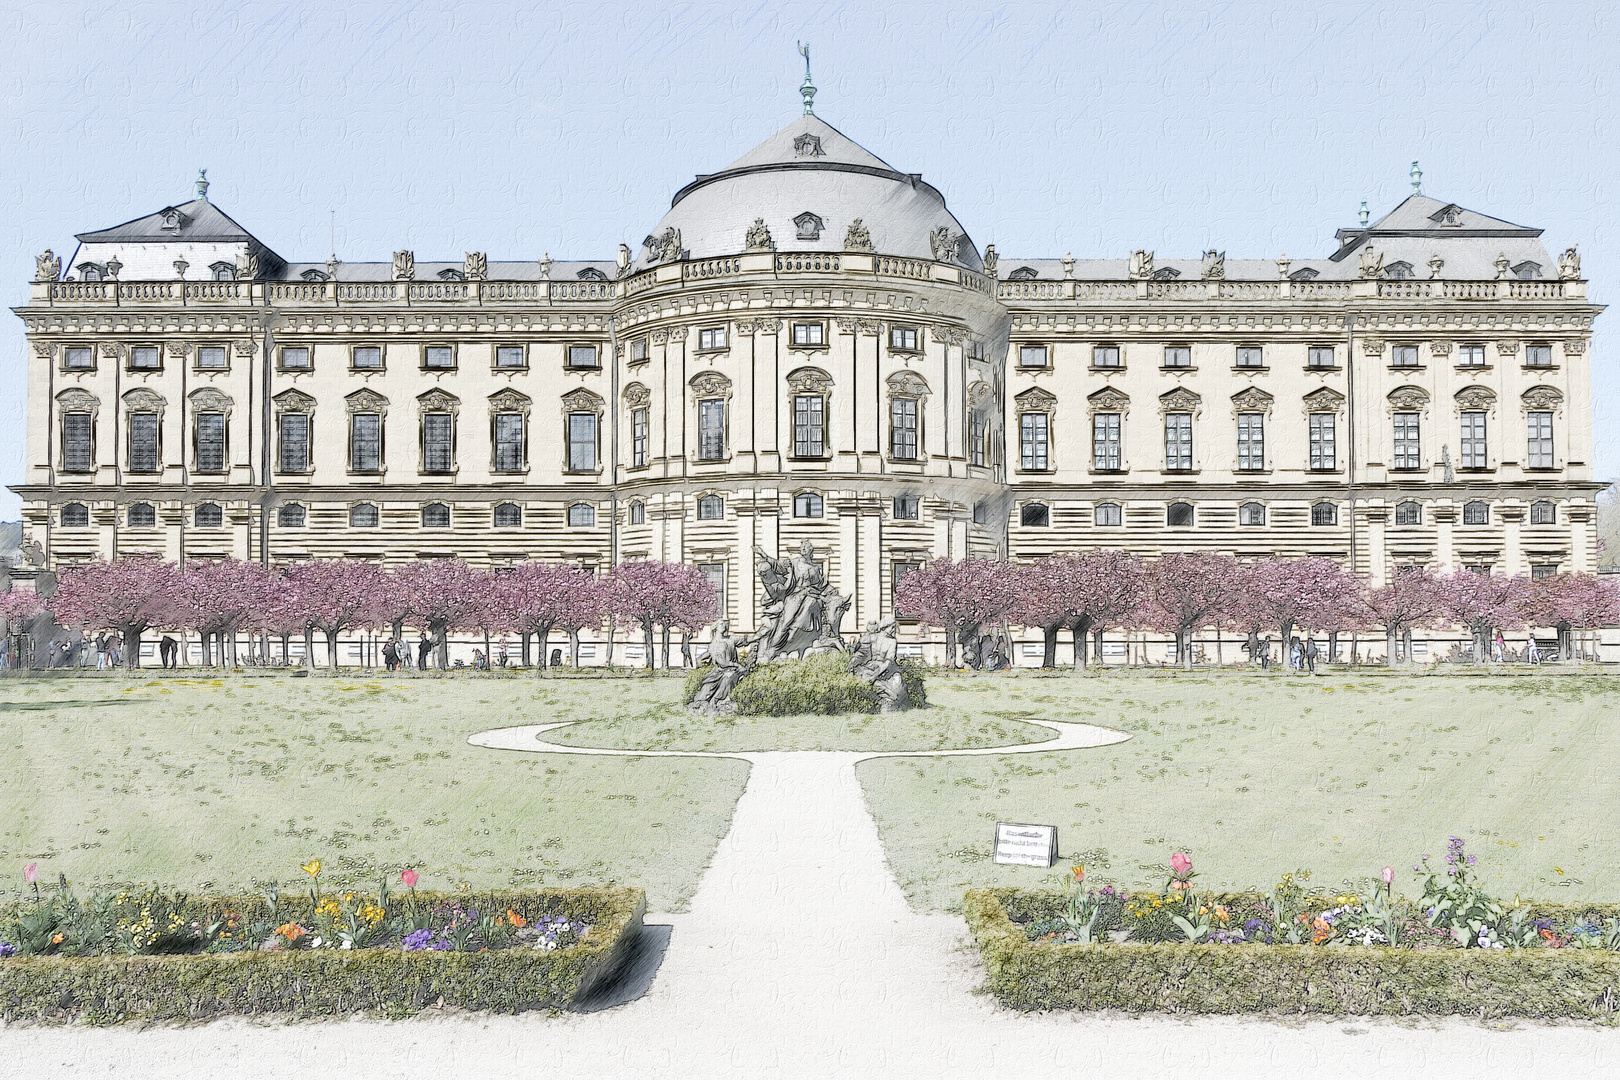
[637,114,981,271]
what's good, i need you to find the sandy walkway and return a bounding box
[6,719,1617,1078]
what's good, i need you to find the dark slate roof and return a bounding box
[75,199,263,243]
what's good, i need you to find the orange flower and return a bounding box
[275,922,308,942]
[1311,918,1333,945]
[51,933,64,944]
[506,909,527,929]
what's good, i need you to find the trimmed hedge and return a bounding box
[686,652,928,715]
[966,889,1620,1020]
[0,887,643,1024]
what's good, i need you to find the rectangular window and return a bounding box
[698,562,726,615]
[698,327,727,351]
[1020,412,1049,470]
[421,413,451,473]
[567,412,597,471]
[129,413,160,473]
[1163,345,1191,368]
[630,407,648,467]
[62,412,93,472]
[793,394,825,457]
[792,322,824,346]
[1393,412,1421,469]
[1531,563,1559,580]
[1307,346,1336,368]
[1235,345,1263,368]
[1525,344,1553,367]
[1309,413,1336,470]
[890,326,918,351]
[279,413,310,472]
[1019,344,1049,368]
[351,413,382,473]
[630,337,648,362]
[130,346,162,371]
[1164,413,1192,471]
[1395,502,1422,525]
[1392,345,1420,368]
[891,398,919,460]
[567,344,599,369]
[493,414,524,472]
[1460,411,1487,469]
[424,345,454,370]
[1092,344,1121,368]
[279,346,311,370]
[969,412,986,467]
[195,412,226,472]
[698,400,726,460]
[352,345,383,370]
[1236,413,1264,471]
[1527,411,1554,467]
[64,346,94,370]
[495,345,526,369]
[1093,413,1121,470]
[196,346,227,370]
[893,495,919,520]
[1458,344,1486,367]
[892,560,922,610]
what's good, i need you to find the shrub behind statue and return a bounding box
[685,652,927,716]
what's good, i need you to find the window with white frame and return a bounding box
[698,327,727,351]
[1166,502,1194,526]
[1020,502,1050,527]
[493,413,525,472]
[890,398,919,460]
[420,412,455,474]
[1092,413,1122,471]
[61,503,90,528]
[1019,412,1049,470]
[698,562,726,614]
[421,503,451,528]
[64,346,94,371]
[1526,411,1554,467]
[794,492,823,518]
[793,394,826,457]
[698,399,727,460]
[969,411,987,467]
[1531,563,1559,579]
[1019,344,1049,368]
[278,503,306,528]
[567,503,595,527]
[194,502,223,528]
[567,412,598,471]
[629,337,648,363]
[972,500,989,525]
[1463,500,1490,525]
[1235,345,1263,368]
[1094,502,1122,526]
[1392,345,1420,368]
[349,503,378,527]
[279,346,310,371]
[352,345,383,370]
[1236,413,1264,472]
[1392,412,1421,469]
[1307,346,1336,369]
[495,345,526,369]
[196,345,227,370]
[493,502,521,527]
[352,412,383,473]
[1163,412,1192,471]
[630,407,648,467]
[1525,344,1553,367]
[424,345,455,370]
[130,345,162,371]
[128,412,161,473]
[1092,344,1121,368]
[697,494,724,520]
[278,413,310,472]
[1530,500,1556,525]
[1164,345,1191,368]
[890,325,918,351]
[1309,413,1336,470]
[1239,501,1266,526]
[128,502,157,527]
[63,412,93,472]
[1458,344,1486,367]
[1460,411,1487,469]
[792,322,824,346]
[628,500,645,525]
[1395,501,1422,525]
[893,495,919,520]
[194,411,226,473]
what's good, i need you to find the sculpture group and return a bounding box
[690,540,910,714]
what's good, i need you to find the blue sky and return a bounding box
[2,0,1614,517]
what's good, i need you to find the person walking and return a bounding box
[417,633,433,671]
[159,635,179,669]
[1258,636,1271,671]
[95,633,109,671]
[1288,637,1302,671]
[1493,630,1506,663]
[1305,636,1319,673]
[382,639,398,671]
[1527,635,1540,665]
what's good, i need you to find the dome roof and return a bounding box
[638,114,981,271]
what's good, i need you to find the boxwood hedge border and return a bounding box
[0,886,643,1025]
[966,888,1620,1021]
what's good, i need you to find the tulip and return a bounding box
[1381,867,1394,885]
[1169,852,1192,877]
[301,860,322,878]
[401,869,419,888]
[1070,865,1085,885]
[23,863,37,884]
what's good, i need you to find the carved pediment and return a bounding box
[1014,387,1056,414]
[690,371,732,399]
[122,387,166,415]
[416,389,459,415]
[1386,386,1430,412]
[1522,385,1564,411]
[1495,340,1519,356]
[1454,386,1497,411]
[886,371,930,398]
[189,387,233,416]
[1087,387,1130,413]
[930,324,966,346]
[273,389,315,413]
[786,367,832,394]
[490,388,530,414]
[1230,387,1273,413]
[56,387,98,413]
[348,388,390,415]
[561,388,605,414]
[1303,387,1346,414]
[1158,387,1202,414]
[621,382,651,409]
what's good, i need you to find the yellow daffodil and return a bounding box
[301,860,322,878]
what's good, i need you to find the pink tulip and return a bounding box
[1170,852,1192,877]
[1381,867,1394,885]
[23,863,38,884]
[400,869,419,888]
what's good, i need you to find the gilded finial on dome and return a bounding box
[797,42,815,115]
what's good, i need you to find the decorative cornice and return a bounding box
[689,371,732,399]
[1429,341,1452,357]
[489,387,531,415]
[415,388,458,417]
[561,387,605,415]
[1302,387,1346,414]
[1087,387,1130,414]
[1230,387,1274,414]
[621,382,651,409]
[272,388,315,413]
[347,388,390,416]
[1158,387,1202,415]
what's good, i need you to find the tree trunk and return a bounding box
[200,632,213,668]
[1279,620,1294,662]
[1041,623,1058,669]
[1179,627,1192,670]
[605,616,616,667]
[1327,630,1338,665]
[434,621,449,670]
[1385,628,1399,667]
[944,626,957,668]
[643,622,655,670]
[124,626,142,669]
[522,632,532,668]
[1092,626,1105,667]
[1073,616,1092,670]
[326,629,341,669]
[483,630,492,668]
[569,628,582,668]
[661,625,672,670]
[302,628,316,668]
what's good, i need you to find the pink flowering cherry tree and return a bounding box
[502,562,597,669]
[1242,556,1364,664]
[612,561,717,669]
[1361,567,1447,666]
[394,558,488,670]
[1439,570,1530,665]
[1142,552,1241,669]
[894,558,1021,668]
[1522,573,1620,661]
[0,587,47,669]
[1014,551,1145,669]
[177,558,278,666]
[284,559,390,668]
[51,557,185,668]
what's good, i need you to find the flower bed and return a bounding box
[0,880,643,1023]
[964,842,1620,1019]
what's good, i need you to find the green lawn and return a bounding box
[859,673,1620,912]
[0,675,749,913]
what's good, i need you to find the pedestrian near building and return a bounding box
[1305,636,1319,673]
[417,633,432,670]
[159,635,179,668]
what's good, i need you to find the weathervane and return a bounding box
[1410,160,1422,194]
[797,41,816,115]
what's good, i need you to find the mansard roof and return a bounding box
[75,198,267,244]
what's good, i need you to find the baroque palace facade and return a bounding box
[11,95,1604,644]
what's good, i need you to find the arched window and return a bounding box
[277,503,306,528]
[697,494,724,520]
[422,503,451,528]
[1311,502,1338,526]
[79,264,103,282]
[1020,503,1050,527]
[61,503,89,528]
[628,500,645,525]
[1395,501,1422,525]
[1093,502,1122,527]
[194,502,223,528]
[128,503,157,527]
[1239,501,1266,526]
[493,502,522,527]
[1463,500,1490,526]
[567,503,596,528]
[1166,502,1194,527]
[349,503,379,528]
[793,492,823,518]
[211,263,236,281]
[1512,261,1542,281]
[1530,500,1556,525]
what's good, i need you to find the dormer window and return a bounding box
[77,263,104,282]
[300,269,330,282]
[159,207,187,232]
[793,133,824,157]
[1512,261,1542,280]
[1288,267,1320,281]
[209,261,236,281]
[794,212,824,241]
[1384,261,1414,280]
[437,268,465,281]
[1428,204,1464,227]
[1151,267,1181,280]
[1008,266,1038,281]
[577,267,608,281]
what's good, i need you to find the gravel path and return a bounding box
[5,719,1617,1078]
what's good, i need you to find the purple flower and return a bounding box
[403,928,442,952]
[0,942,16,958]
[1467,855,1476,865]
